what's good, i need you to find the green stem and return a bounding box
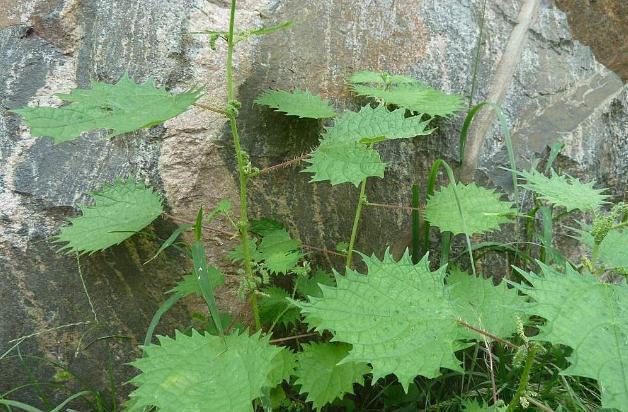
[225,0,260,330]
[226,0,237,103]
[440,232,452,266]
[506,344,539,412]
[591,242,601,270]
[612,220,628,230]
[411,184,421,264]
[346,177,368,269]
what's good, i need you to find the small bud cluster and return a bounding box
[591,202,627,244]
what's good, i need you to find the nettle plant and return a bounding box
[7,1,628,411]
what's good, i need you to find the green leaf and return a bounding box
[241,21,293,40]
[129,330,282,412]
[517,263,628,410]
[255,89,336,119]
[191,241,224,336]
[228,237,262,263]
[322,106,433,143]
[206,199,231,224]
[294,342,370,410]
[304,139,385,186]
[461,399,506,412]
[259,287,301,327]
[206,312,245,336]
[303,106,433,186]
[295,251,463,391]
[598,229,628,269]
[297,269,336,298]
[350,83,463,117]
[145,223,192,264]
[230,226,303,274]
[168,269,224,297]
[424,182,515,236]
[266,348,296,387]
[11,74,201,143]
[518,169,609,212]
[448,268,529,340]
[258,228,303,274]
[55,179,162,254]
[250,218,284,236]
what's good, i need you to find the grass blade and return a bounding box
[0,400,43,412]
[191,241,224,337]
[143,293,183,349]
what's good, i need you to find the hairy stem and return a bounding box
[226,0,260,330]
[457,319,518,350]
[506,344,539,412]
[346,177,368,269]
[411,184,421,263]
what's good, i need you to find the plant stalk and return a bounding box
[411,184,421,263]
[506,344,539,412]
[346,177,368,269]
[225,0,260,330]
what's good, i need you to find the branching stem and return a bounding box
[269,332,319,344]
[194,102,228,116]
[457,319,519,350]
[346,177,368,268]
[257,152,310,175]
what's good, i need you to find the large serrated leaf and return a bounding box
[323,106,433,142]
[295,251,463,391]
[11,74,201,143]
[350,82,463,117]
[295,342,370,410]
[303,106,433,186]
[255,89,336,119]
[598,229,628,269]
[448,268,529,340]
[518,169,609,212]
[266,348,296,387]
[56,179,163,254]
[424,182,515,236]
[304,139,385,186]
[129,330,283,412]
[517,263,628,410]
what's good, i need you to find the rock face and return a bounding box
[555,0,627,81]
[0,0,625,406]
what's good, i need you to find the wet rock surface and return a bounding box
[0,0,626,404]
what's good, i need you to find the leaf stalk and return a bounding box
[346,177,368,269]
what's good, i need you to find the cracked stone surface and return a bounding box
[0,0,626,405]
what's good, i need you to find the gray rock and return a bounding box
[0,0,625,405]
